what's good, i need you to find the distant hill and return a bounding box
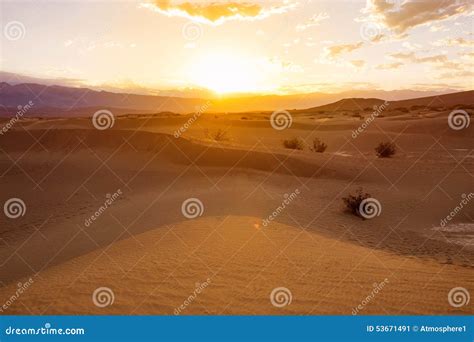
[294,98,387,113]
[0,80,471,117]
[388,91,474,109]
[0,82,204,116]
[294,90,474,114]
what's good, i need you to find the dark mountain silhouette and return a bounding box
[0,80,471,117]
[293,91,474,114]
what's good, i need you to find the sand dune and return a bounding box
[0,216,472,315]
[0,111,472,315]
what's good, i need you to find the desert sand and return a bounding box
[0,108,473,314]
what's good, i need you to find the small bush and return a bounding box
[205,129,230,142]
[283,137,305,150]
[375,141,396,158]
[312,137,327,153]
[343,188,371,218]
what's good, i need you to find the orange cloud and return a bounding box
[363,0,473,34]
[387,51,470,79]
[390,52,448,64]
[439,70,474,79]
[296,12,330,31]
[323,42,364,59]
[144,0,296,24]
[434,37,474,47]
[350,60,366,68]
[376,62,403,70]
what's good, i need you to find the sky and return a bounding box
[0,0,473,95]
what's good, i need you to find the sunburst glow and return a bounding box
[188,52,268,94]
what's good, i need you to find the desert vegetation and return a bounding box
[311,137,327,153]
[205,129,230,142]
[342,188,371,218]
[283,137,305,150]
[375,141,396,158]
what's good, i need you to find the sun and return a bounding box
[188,52,266,94]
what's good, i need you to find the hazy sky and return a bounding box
[0,0,473,94]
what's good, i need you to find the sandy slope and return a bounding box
[1,216,472,315]
[0,113,473,315]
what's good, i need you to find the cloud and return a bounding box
[323,42,364,59]
[266,57,304,73]
[436,61,464,71]
[277,81,377,93]
[411,82,467,91]
[369,33,385,42]
[350,60,366,68]
[438,70,474,79]
[417,54,449,63]
[143,0,296,24]
[390,51,416,60]
[390,51,448,64]
[362,0,473,34]
[63,36,133,53]
[388,50,472,79]
[429,23,449,32]
[401,41,422,50]
[296,12,330,31]
[460,51,474,61]
[376,62,403,70]
[433,37,474,47]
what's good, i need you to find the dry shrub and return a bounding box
[375,141,396,158]
[205,129,230,142]
[342,188,371,218]
[283,137,304,150]
[312,138,327,153]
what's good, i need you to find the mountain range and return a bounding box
[0,77,472,117]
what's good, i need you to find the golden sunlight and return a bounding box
[189,52,266,94]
